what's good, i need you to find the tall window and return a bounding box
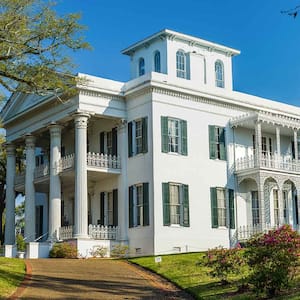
[251,191,260,225]
[100,128,118,156]
[162,182,189,227]
[139,58,145,76]
[161,116,187,155]
[128,117,148,157]
[209,125,226,160]
[215,60,224,88]
[176,50,186,78]
[273,189,279,225]
[154,51,161,73]
[99,190,118,226]
[210,187,235,228]
[283,190,288,223]
[129,183,149,227]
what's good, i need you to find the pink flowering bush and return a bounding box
[202,245,245,284]
[245,225,300,297]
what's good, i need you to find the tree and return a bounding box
[281,5,300,18]
[0,0,90,97]
[0,136,5,244]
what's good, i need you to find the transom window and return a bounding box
[176,50,186,78]
[154,51,161,73]
[215,60,224,88]
[139,58,145,76]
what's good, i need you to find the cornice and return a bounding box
[79,88,124,102]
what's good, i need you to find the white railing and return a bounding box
[88,225,118,240]
[235,153,300,173]
[59,225,73,240]
[87,152,121,169]
[34,163,49,178]
[59,154,75,172]
[237,224,280,241]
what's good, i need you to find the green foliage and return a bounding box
[245,225,300,297]
[111,244,129,258]
[15,201,25,234]
[49,242,78,258]
[16,233,26,251]
[202,246,246,284]
[90,246,107,258]
[0,0,90,96]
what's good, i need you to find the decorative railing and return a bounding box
[34,163,49,179]
[87,152,121,169]
[88,225,118,240]
[235,153,300,173]
[59,154,75,172]
[59,225,73,240]
[237,224,280,241]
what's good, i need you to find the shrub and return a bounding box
[111,244,129,258]
[245,225,300,297]
[90,246,108,258]
[16,234,26,252]
[49,242,78,258]
[202,246,245,284]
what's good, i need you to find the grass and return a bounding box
[129,253,300,299]
[0,257,25,298]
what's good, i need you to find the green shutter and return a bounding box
[129,186,134,228]
[112,128,118,156]
[161,116,169,153]
[143,183,149,226]
[181,120,188,156]
[210,187,218,228]
[100,132,105,153]
[209,125,216,159]
[220,127,227,160]
[128,122,133,157]
[162,183,170,226]
[142,117,148,153]
[100,192,105,226]
[181,184,190,227]
[113,189,118,226]
[228,189,235,229]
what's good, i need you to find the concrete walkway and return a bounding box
[11,259,194,299]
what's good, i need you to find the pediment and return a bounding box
[2,92,50,122]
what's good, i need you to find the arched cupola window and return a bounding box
[139,58,145,76]
[215,60,224,88]
[154,51,161,73]
[176,50,186,78]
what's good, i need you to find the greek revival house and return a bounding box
[3,29,300,258]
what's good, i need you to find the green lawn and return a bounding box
[129,253,300,299]
[0,257,25,298]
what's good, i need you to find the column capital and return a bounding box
[73,113,90,129]
[48,123,63,134]
[4,143,15,156]
[25,135,36,149]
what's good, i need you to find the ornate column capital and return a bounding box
[48,123,63,137]
[73,113,90,129]
[5,143,15,156]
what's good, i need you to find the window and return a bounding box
[251,191,259,225]
[162,182,189,226]
[161,116,187,155]
[209,125,226,160]
[129,183,149,227]
[128,117,148,156]
[210,187,235,228]
[283,190,288,223]
[215,60,224,88]
[138,58,145,76]
[99,190,118,226]
[154,51,161,73]
[273,189,279,225]
[291,140,300,159]
[176,50,186,78]
[100,128,118,156]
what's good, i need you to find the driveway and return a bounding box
[11,259,193,299]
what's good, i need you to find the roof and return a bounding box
[121,29,240,56]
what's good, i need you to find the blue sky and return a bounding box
[55,0,300,106]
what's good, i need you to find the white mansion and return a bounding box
[3,29,300,258]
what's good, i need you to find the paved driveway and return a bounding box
[13,259,193,299]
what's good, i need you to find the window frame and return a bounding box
[215,60,224,88]
[128,117,148,157]
[176,50,186,79]
[209,125,226,160]
[138,57,145,76]
[154,50,161,73]
[251,191,260,226]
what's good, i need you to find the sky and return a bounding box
[53,0,300,107]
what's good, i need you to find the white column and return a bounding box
[73,113,89,238]
[276,126,281,164]
[294,129,298,165]
[48,124,62,241]
[24,135,36,242]
[258,179,266,230]
[255,121,262,167]
[278,188,284,225]
[4,143,16,245]
[117,121,128,242]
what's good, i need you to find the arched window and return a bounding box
[139,58,145,76]
[154,51,161,73]
[176,50,186,78]
[215,60,224,88]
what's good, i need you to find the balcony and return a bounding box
[235,152,300,174]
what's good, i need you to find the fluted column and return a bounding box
[48,124,62,241]
[73,113,89,238]
[4,143,16,245]
[24,135,36,242]
[255,121,262,167]
[117,121,128,242]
